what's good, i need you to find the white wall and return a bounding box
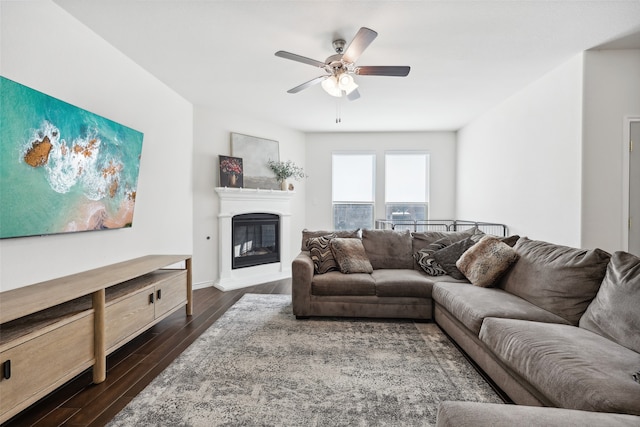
[457,54,584,246]
[582,49,640,252]
[0,1,193,291]
[192,107,306,288]
[304,132,457,230]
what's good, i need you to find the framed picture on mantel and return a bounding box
[219,155,243,188]
[230,132,279,190]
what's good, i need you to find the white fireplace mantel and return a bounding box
[214,187,294,291]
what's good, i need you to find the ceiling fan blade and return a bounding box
[356,66,410,77]
[347,89,361,101]
[342,27,378,64]
[287,75,328,93]
[275,51,326,68]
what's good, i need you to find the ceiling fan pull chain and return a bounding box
[336,99,342,123]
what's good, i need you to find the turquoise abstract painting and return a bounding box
[0,77,144,239]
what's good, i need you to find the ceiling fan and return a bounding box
[275,27,410,101]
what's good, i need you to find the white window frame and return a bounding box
[332,152,376,230]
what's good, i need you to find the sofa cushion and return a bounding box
[436,401,640,427]
[330,238,373,274]
[433,236,478,280]
[433,282,569,335]
[362,229,413,270]
[301,228,359,251]
[479,318,640,415]
[579,251,640,353]
[372,269,433,298]
[307,234,338,274]
[497,237,611,325]
[456,236,519,287]
[311,271,376,296]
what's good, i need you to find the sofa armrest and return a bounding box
[292,251,314,317]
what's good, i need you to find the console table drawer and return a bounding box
[0,312,94,419]
[155,271,188,318]
[105,288,155,351]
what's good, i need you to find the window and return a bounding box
[385,152,429,231]
[332,153,375,230]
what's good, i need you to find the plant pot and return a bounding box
[280,180,288,191]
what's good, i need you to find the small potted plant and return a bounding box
[267,159,306,191]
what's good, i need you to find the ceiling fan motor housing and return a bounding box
[332,39,346,54]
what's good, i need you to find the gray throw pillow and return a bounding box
[432,236,478,280]
[456,235,519,287]
[579,251,640,353]
[330,238,373,274]
[411,228,477,251]
[306,234,338,274]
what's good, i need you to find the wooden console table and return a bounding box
[0,255,192,423]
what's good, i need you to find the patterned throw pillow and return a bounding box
[330,238,373,274]
[306,234,338,274]
[414,239,449,276]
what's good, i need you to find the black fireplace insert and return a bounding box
[232,213,280,269]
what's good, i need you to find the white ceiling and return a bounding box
[54,0,640,133]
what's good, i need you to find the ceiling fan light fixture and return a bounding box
[337,73,358,95]
[321,76,342,97]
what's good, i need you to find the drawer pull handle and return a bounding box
[149,293,155,304]
[156,289,162,300]
[2,360,10,380]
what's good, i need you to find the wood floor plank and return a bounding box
[1,281,291,427]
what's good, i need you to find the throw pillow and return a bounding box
[414,238,450,276]
[306,234,338,274]
[411,228,479,252]
[456,235,519,287]
[432,236,478,280]
[579,251,640,353]
[330,238,373,274]
[301,229,359,251]
[500,235,520,247]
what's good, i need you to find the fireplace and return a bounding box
[232,213,280,269]
[215,187,294,291]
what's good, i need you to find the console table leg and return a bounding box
[186,258,193,316]
[92,289,106,383]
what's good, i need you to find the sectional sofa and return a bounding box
[291,227,640,422]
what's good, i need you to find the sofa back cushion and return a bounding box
[301,229,359,251]
[498,237,611,325]
[362,229,413,270]
[579,251,640,353]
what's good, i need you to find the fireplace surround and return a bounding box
[215,187,293,291]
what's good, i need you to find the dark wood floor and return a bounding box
[2,280,292,427]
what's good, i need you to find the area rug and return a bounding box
[108,294,503,426]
